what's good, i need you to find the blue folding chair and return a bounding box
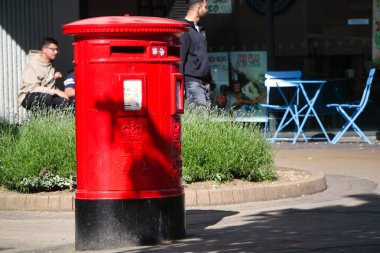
[262,70,305,142]
[326,68,376,144]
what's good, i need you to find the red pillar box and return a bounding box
[63,15,188,251]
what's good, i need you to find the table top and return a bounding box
[265,79,326,87]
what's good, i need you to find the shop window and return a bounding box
[138,0,168,17]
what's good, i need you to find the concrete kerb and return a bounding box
[185,168,327,206]
[0,168,327,211]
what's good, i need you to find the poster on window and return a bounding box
[228,51,268,122]
[208,52,229,108]
[207,0,232,14]
[373,0,380,67]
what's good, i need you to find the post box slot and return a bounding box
[111,46,146,56]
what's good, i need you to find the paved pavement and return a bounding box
[1,136,380,252]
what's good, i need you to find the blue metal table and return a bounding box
[265,79,330,143]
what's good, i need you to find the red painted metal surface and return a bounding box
[63,15,187,200]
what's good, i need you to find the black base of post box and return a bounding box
[75,195,185,251]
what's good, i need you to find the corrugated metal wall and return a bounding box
[0,0,53,123]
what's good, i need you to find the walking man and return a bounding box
[179,0,211,109]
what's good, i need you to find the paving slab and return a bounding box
[1,137,379,252]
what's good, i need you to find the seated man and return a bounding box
[18,37,69,111]
[63,69,75,108]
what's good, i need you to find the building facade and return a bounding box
[0,0,378,132]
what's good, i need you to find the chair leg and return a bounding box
[351,122,371,144]
[331,125,350,144]
[331,107,371,144]
[264,118,269,138]
[272,109,290,143]
[331,110,354,144]
[268,112,277,136]
[263,112,280,143]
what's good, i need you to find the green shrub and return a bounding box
[19,171,76,193]
[0,111,76,192]
[0,119,18,158]
[182,108,276,183]
[0,108,276,193]
[0,119,19,187]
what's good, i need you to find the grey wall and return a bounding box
[52,0,79,81]
[0,0,79,122]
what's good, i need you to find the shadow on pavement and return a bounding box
[119,193,380,253]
